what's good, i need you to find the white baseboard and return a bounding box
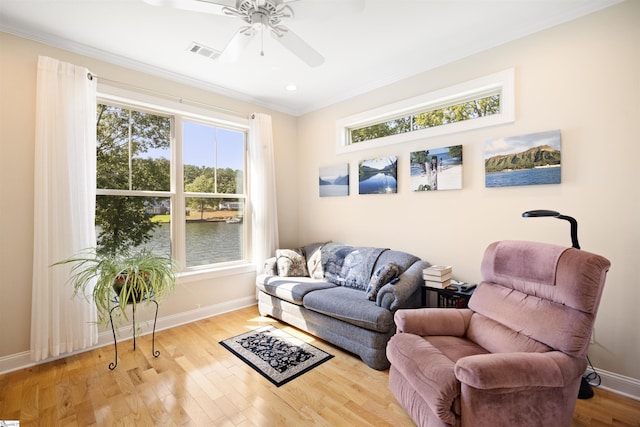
[0,296,257,375]
[586,367,640,401]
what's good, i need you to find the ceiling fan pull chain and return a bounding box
[260,27,265,56]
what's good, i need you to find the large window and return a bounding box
[96,97,248,272]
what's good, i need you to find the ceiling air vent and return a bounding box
[186,42,221,60]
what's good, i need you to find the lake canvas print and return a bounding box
[359,156,397,194]
[319,164,349,197]
[485,129,561,188]
[410,145,462,191]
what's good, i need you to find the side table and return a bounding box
[422,283,476,308]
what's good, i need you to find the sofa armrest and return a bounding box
[454,351,587,390]
[264,256,278,276]
[377,260,428,311]
[395,308,472,336]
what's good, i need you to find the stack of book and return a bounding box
[423,265,453,288]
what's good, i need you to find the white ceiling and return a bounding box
[0,0,622,116]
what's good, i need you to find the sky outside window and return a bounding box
[183,121,244,171]
[138,121,244,173]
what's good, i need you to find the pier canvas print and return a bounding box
[358,156,397,194]
[319,164,349,197]
[485,129,561,188]
[410,145,463,191]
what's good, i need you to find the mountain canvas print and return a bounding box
[319,164,349,197]
[358,156,398,194]
[485,129,561,188]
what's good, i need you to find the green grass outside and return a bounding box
[151,215,170,223]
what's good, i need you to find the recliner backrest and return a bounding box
[467,240,610,357]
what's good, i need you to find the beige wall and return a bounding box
[297,1,640,382]
[0,32,299,359]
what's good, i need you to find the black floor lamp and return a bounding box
[522,209,599,400]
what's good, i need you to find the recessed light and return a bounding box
[285,84,297,92]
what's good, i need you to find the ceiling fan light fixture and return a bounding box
[250,11,269,31]
[285,84,297,91]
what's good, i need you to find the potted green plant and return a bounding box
[52,247,177,327]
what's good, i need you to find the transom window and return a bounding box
[350,92,501,143]
[96,95,248,272]
[336,69,514,153]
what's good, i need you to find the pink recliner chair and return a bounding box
[386,240,610,427]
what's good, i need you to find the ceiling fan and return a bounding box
[144,0,352,67]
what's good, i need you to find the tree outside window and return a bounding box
[350,94,500,143]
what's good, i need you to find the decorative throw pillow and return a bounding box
[276,248,309,277]
[366,263,400,301]
[304,241,328,280]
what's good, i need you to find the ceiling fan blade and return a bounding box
[270,26,324,67]
[219,27,255,63]
[282,0,365,20]
[142,0,235,15]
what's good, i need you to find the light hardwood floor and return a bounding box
[1,305,639,426]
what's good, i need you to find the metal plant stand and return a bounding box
[108,294,160,370]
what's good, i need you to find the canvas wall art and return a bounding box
[485,129,561,188]
[319,164,350,197]
[410,145,463,191]
[358,156,397,194]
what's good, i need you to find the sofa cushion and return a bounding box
[257,275,337,305]
[302,286,395,333]
[367,262,400,301]
[276,248,309,277]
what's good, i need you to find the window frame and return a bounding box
[336,68,515,154]
[97,85,251,275]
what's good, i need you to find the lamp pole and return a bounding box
[521,209,595,400]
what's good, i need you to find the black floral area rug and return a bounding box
[220,325,333,387]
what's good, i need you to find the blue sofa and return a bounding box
[256,242,428,370]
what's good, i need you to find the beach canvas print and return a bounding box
[485,129,561,188]
[410,145,463,191]
[319,164,349,197]
[358,156,397,194]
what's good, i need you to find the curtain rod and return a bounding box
[86,72,247,118]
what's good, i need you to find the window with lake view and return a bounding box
[96,101,247,271]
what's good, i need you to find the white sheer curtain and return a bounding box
[31,56,98,361]
[248,113,280,273]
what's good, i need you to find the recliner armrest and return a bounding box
[394,308,472,336]
[454,351,587,390]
